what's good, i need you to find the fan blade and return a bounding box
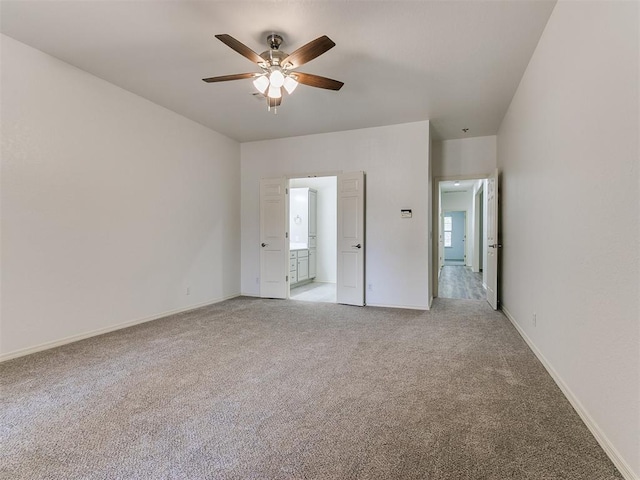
[215,34,264,64]
[282,35,336,69]
[267,96,282,108]
[202,73,256,83]
[293,72,344,91]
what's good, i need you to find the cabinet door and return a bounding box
[309,248,316,279]
[297,255,309,281]
[309,190,317,237]
[289,251,297,284]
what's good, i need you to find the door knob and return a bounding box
[352,244,362,249]
[261,243,268,247]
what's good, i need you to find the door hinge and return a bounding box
[286,188,288,194]
[286,232,289,239]
[286,275,289,282]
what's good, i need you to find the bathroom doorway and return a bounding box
[288,176,338,303]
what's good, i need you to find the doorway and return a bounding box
[288,176,337,303]
[435,178,488,300]
[259,172,365,306]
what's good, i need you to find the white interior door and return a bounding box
[486,169,500,309]
[337,171,365,306]
[260,177,289,299]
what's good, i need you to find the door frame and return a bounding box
[286,172,340,299]
[473,185,484,274]
[283,171,347,302]
[432,174,492,299]
[260,170,366,305]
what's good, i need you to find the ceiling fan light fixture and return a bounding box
[203,34,343,112]
[268,85,282,99]
[269,68,285,88]
[283,75,298,94]
[252,75,269,94]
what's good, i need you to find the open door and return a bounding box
[260,177,289,299]
[486,169,500,309]
[337,172,365,306]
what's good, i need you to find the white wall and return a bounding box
[497,2,639,478]
[1,36,241,359]
[433,135,496,178]
[241,121,431,309]
[290,177,337,283]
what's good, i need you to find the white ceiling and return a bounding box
[0,1,556,143]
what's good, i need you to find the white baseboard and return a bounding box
[501,305,638,480]
[0,293,241,363]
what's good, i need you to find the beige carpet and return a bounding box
[0,297,622,479]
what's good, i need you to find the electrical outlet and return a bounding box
[532,312,537,327]
[367,283,373,291]
[186,286,190,296]
[256,277,260,284]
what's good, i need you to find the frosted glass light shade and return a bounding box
[253,75,269,94]
[268,85,282,99]
[283,76,298,94]
[269,69,285,88]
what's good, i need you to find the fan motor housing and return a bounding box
[260,49,288,67]
[267,34,283,50]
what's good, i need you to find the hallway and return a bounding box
[439,266,485,300]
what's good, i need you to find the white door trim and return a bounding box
[473,185,484,273]
[485,168,499,310]
[285,171,343,180]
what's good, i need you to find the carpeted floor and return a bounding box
[0,297,622,479]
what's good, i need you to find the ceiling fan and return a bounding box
[202,33,344,111]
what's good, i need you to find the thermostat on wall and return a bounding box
[401,209,412,218]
